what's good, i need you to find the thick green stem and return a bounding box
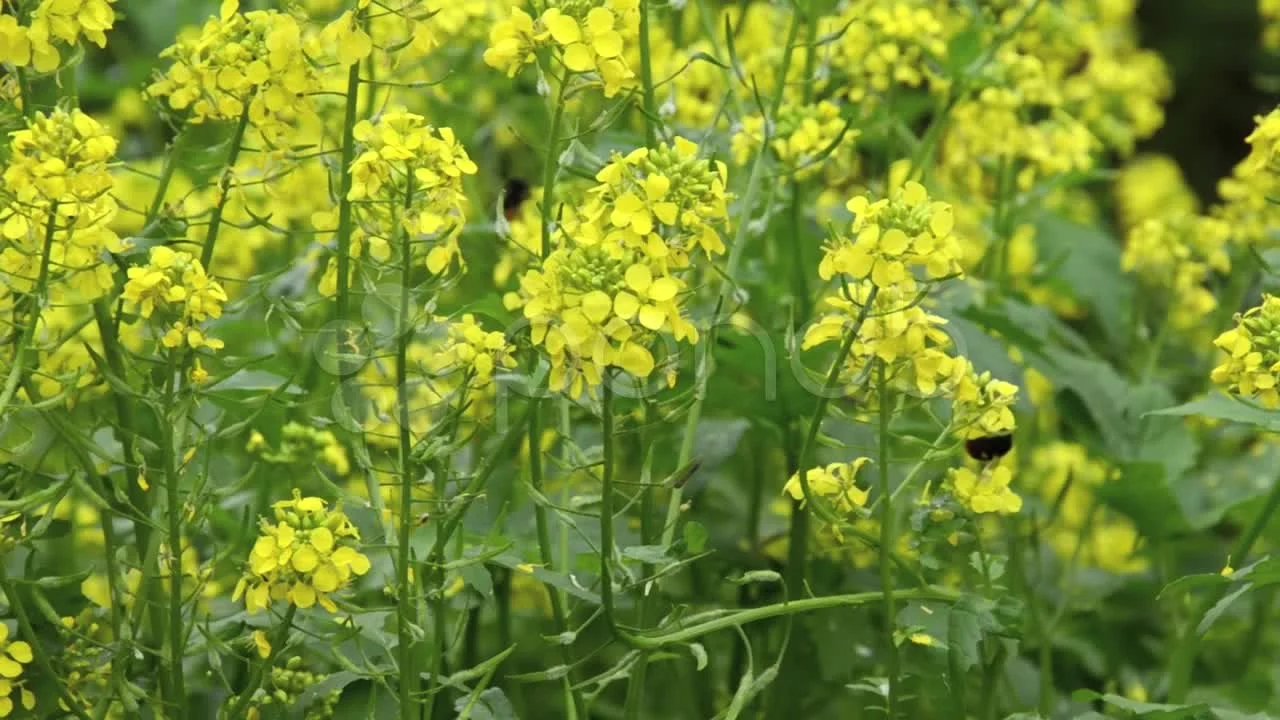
[877,365,900,718]
[638,0,659,148]
[539,70,571,260]
[395,176,418,720]
[600,382,618,634]
[198,102,251,268]
[334,61,362,332]
[527,401,586,717]
[1167,474,1280,701]
[160,354,187,718]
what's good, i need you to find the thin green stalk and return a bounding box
[624,404,656,720]
[527,400,587,717]
[877,365,900,719]
[0,565,93,720]
[143,150,179,230]
[662,6,806,550]
[395,176,418,720]
[625,588,959,650]
[160,353,187,718]
[198,102,252,268]
[16,70,31,119]
[539,70,572,260]
[1167,473,1280,701]
[334,61,362,333]
[226,605,297,719]
[600,382,618,634]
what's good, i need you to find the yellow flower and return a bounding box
[948,465,1022,515]
[782,458,872,514]
[822,180,961,288]
[234,490,370,614]
[122,247,228,352]
[1211,295,1280,408]
[0,623,34,717]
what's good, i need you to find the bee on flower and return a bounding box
[233,491,371,614]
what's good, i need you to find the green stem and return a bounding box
[638,0,659,148]
[527,400,587,717]
[877,365,900,719]
[626,588,958,650]
[0,565,93,720]
[198,102,251,268]
[600,381,618,634]
[334,60,362,333]
[226,605,297,719]
[539,70,571,260]
[160,353,187,718]
[1167,474,1280,701]
[395,175,418,720]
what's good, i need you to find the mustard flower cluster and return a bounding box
[320,109,477,292]
[575,137,730,267]
[946,465,1021,515]
[822,0,949,104]
[819,181,962,288]
[730,100,859,181]
[484,0,640,97]
[505,138,727,396]
[1121,212,1231,331]
[0,108,124,302]
[1211,295,1280,408]
[358,314,517,447]
[234,491,371,614]
[0,0,116,72]
[1217,108,1280,248]
[950,367,1019,440]
[1027,443,1146,575]
[145,1,320,145]
[782,458,872,514]
[0,625,33,718]
[122,246,228,351]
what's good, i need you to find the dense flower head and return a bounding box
[0,0,116,72]
[804,279,959,398]
[946,464,1021,515]
[484,0,640,97]
[823,0,950,104]
[0,624,34,718]
[338,110,477,277]
[576,137,730,268]
[732,100,860,184]
[145,1,320,145]
[249,422,351,477]
[122,246,228,351]
[820,181,962,288]
[1211,295,1280,408]
[233,490,371,614]
[230,655,343,720]
[0,108,125,302]
[504,242,697,396]
[782,458,871,514]
[950,363,1019,440]
[1122,212,1230,331]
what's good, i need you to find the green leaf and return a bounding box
[682,520,709,554]
[1148,393,1280,432]
[1158,573,1229,602]
[454,688,517,720]
[1198,582,1254,636]
[1095,462,1192,539]
[1033,213,1135,349]
[1071,690,1213,718]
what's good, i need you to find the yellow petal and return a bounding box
[581,290,613,323]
